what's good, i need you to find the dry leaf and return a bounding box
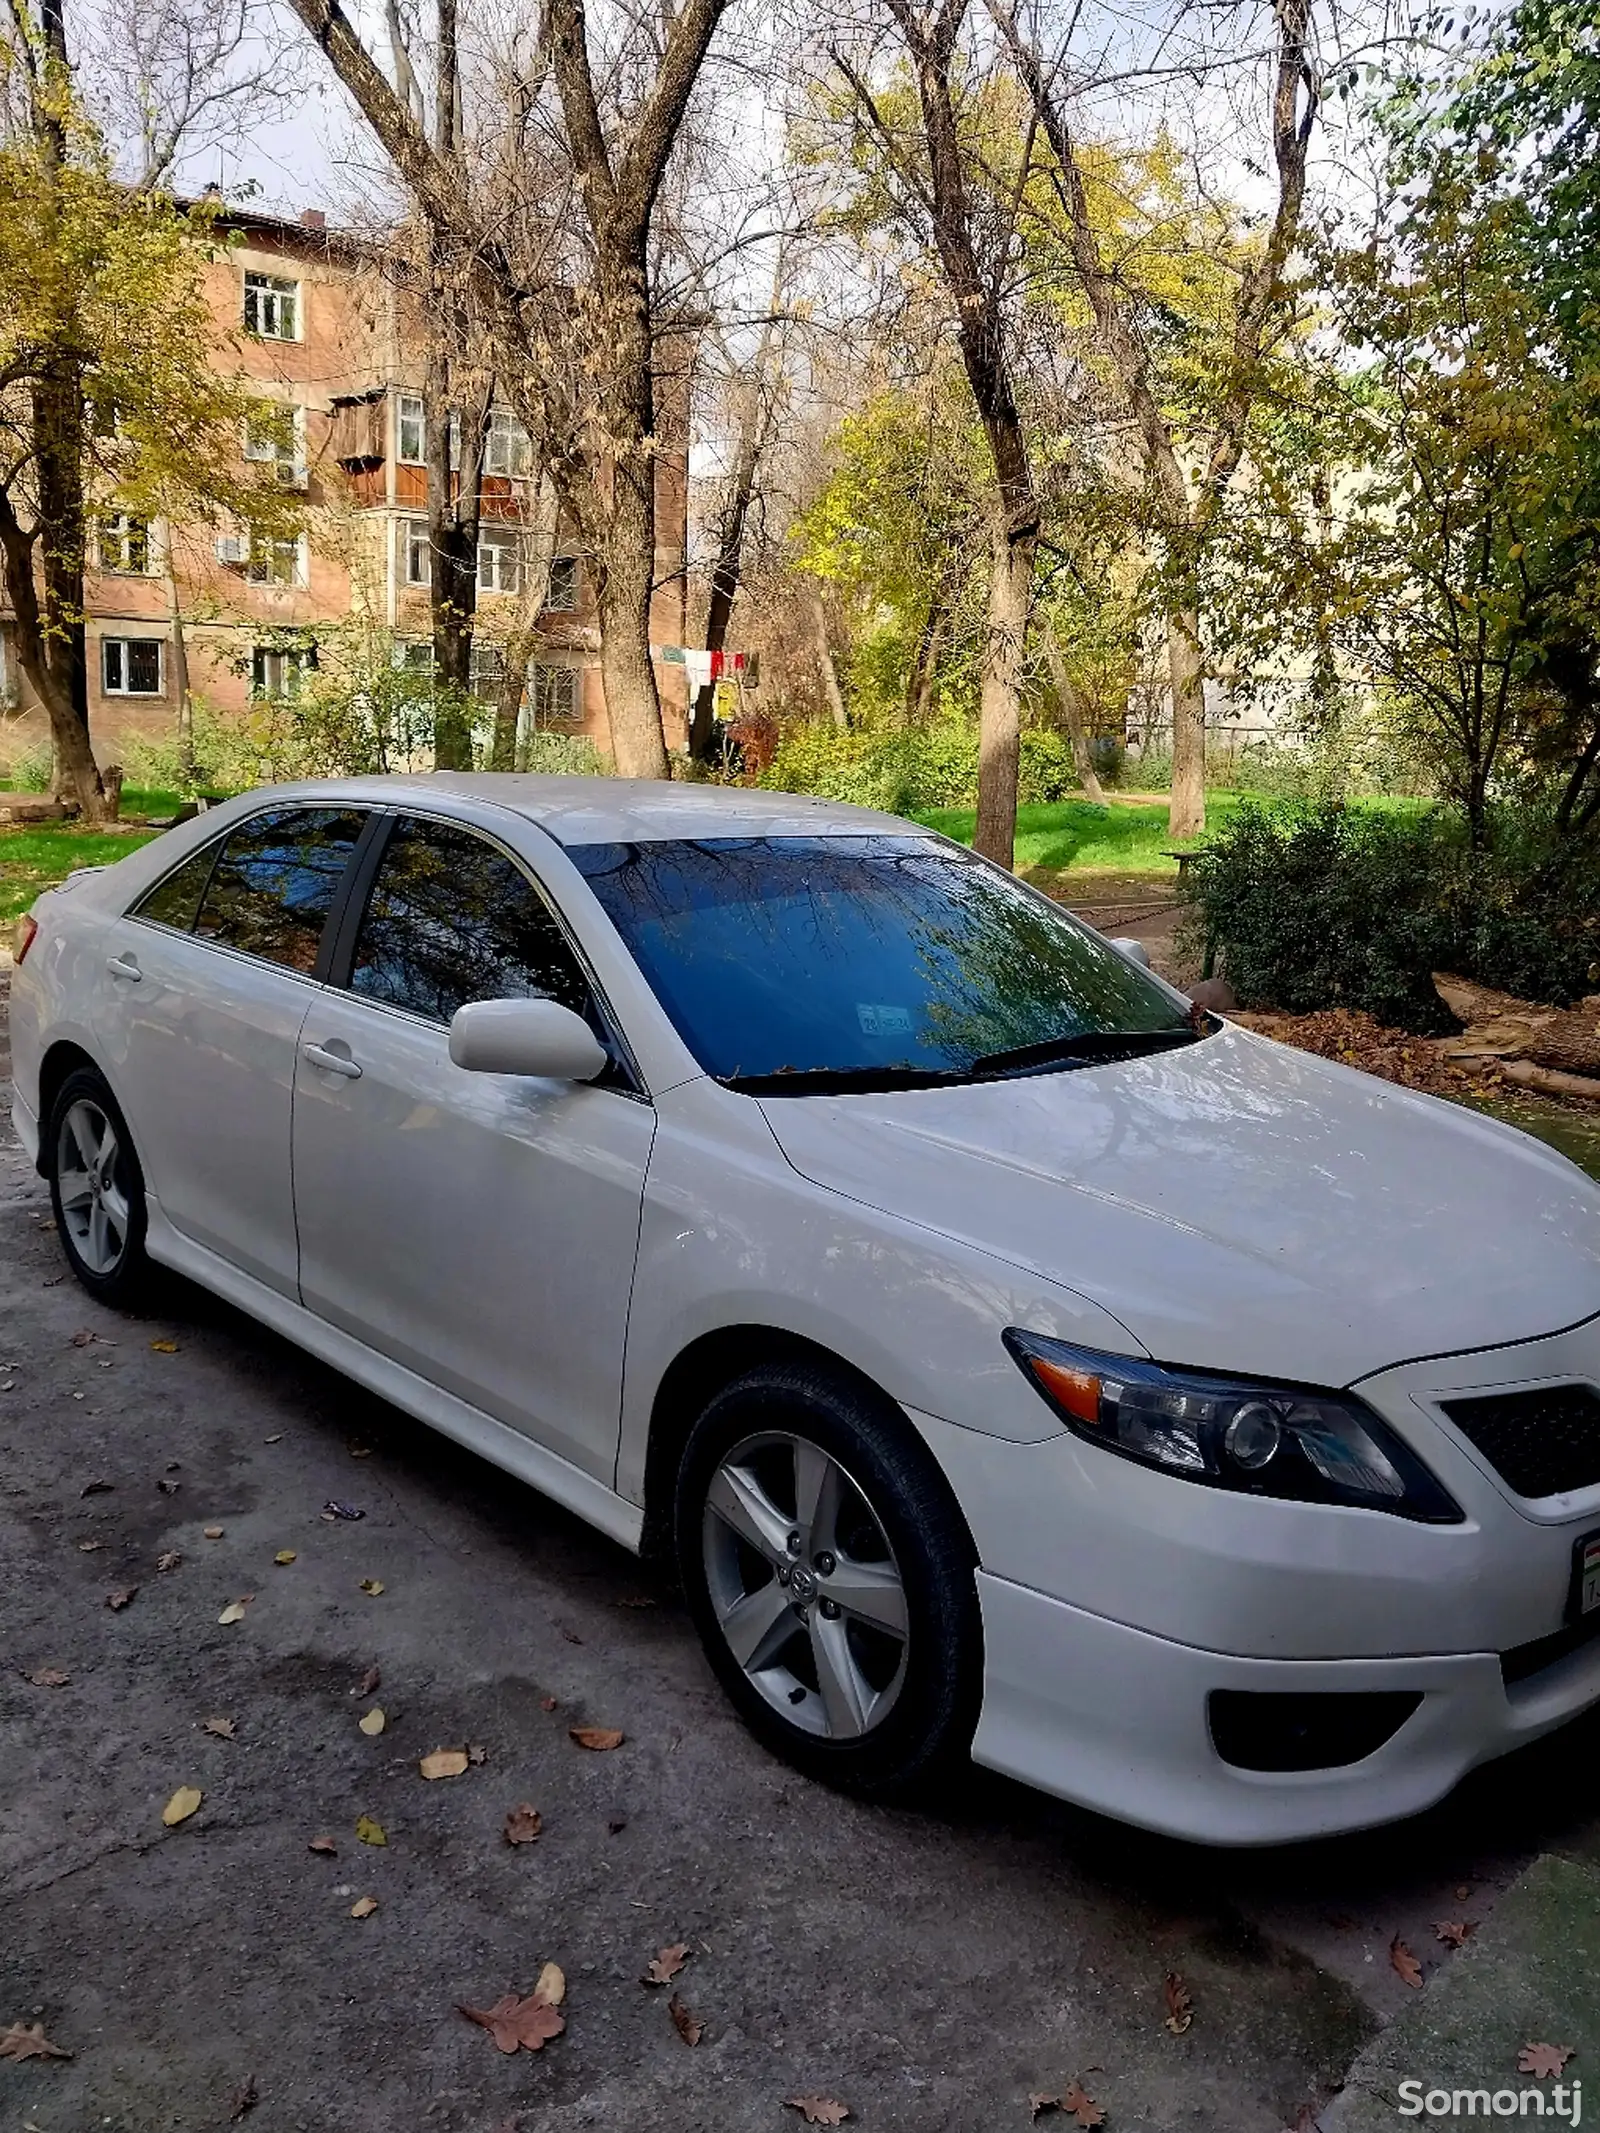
[1390,1937,1424,1989]
[535,1962,565,2007]
[217,1597,252,1624]
[203,1525,224,1539]
[158,1478,181,1495]
[643,1943,690,1986]
[203,1716,236,1739]
[569,1726,624,1752]
[28,1668,70,1687]
[0,2020,72,2063]
[359,1578,384,1596]
[106,1586,138,1610]
[540,1695,558,1712]
[785,2099,850,2126]
[227,2072,258,2120]
[70,1328,96,1347]
[1060,2084,1105,2130]
[1433,1920,1476,1948]
[467,1743,487,1765]
[503,1804,543,1845]
[358,1708,386,1737]
[459,1992,566,2055]
[324,1500,364,1520]
[420,1748,469,1780]
[359,1666,381,1694]
[560,1627,584,1644]
[81,1479,114,1496]
[76,1538,104,1552]
[349,1896,378,1919]
[273,1550,297,1566]
[348,1441,372,1457]
[150,1339,178,1353]
[156,1551,182,1573]
[308,1835,337,1855]
[1519,2044,1574,2079]
[355,1815,386,1845]
[668,1994,703,2046]
[162,1786,203,1827]
[263,1434,282,1444]
[1163,1970,1193,2034]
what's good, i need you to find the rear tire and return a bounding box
[674,1361,981,1797]
[46,1066,155,1309]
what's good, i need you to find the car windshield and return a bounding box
[567,834,1200,1093]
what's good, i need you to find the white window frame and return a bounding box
[246,534,305,589]
[397,392,425,466]
[101,636,164,696]
[402,519,431,588]
[544,554,579,613]
[470,641,506,693]
[251,644,315,700]
[243,270,300,341]
[99,512,152,575]
[242,402,306,488]
[529,662,580,723]
[483,407,532,479]
[477,527,521,596]
[395,640,433,674]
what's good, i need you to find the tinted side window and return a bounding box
[349,817,590,1024]
[193,808,366,973]
[133,841,221,931]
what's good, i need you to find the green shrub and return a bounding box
[760,717,1084,814]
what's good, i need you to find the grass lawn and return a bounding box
[0,786,181,927]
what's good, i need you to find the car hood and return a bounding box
[757,1024,1600,1387]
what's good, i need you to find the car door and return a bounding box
[290,810,656,1484]
[96,804,369,1296]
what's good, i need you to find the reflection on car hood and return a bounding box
[758,1024,1600,1387]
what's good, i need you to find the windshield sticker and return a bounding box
[857,1003,914,1036]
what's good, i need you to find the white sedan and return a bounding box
[11,776,1600,1843]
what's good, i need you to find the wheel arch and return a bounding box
[34,1040,102,1173]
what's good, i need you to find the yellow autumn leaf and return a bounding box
[359,1578,384,1596]
[162,1786,202,1827]
[536,1962,566,2007]
[419,1748,469,1780]
[273,1550,297,1566]
[349,1896,378,1918]
[217,1600,249,1625]
[358,1707,386,1736]
[150,1340,178,1353]
[356,1815,386,1846]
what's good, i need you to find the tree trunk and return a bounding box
[596,497,671,779]
[807,589,849,731]
[32,374,106,822]
[1166,609,1206,842]
[1042,628,1105,804]
[426,333,484,771]
[973,514,1034,869]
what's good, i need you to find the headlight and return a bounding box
[1004,1330,1462,1522]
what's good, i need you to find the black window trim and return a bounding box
[126,803,377,987]
[325,805,647,1099]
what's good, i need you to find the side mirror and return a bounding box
[448,997,609,1082]
[1108,937,1152,970]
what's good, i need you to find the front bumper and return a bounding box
[972,1570,1600,1845]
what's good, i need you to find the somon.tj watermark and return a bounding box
[1398,2080,1582,2122]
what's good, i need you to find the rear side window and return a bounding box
[348,815,590,1024]
[133,841,221,931]
[191,808,366,973]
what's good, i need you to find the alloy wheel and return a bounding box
[701,1430,910,1740]
[56,1097,130,1277]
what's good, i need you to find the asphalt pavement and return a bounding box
[5,970,1600,2133]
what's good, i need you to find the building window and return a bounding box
[242,403,305,487]
[530,663,580,723]
[397,393,425,465]
[102,637,163,696]
[477,527,521,595]
[471,642,506,695]
[99,513,151,575]
[544,554,579,612]
[396,640,433,673]
[402,520,431,587]
[246,536,304,588]
[252,645,316,699]
[483,408,532,479]
[243,271,299,340]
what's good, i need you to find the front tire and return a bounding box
[46,1066,154,1308]
[675,1361,981,1797]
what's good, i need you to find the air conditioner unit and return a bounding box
[215,533,250,566]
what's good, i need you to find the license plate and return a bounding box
[1574,1532,1600,1620]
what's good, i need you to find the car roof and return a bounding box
[318,774,918,846]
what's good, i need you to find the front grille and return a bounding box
[1439,1383,1600,1500]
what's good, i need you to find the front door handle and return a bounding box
[303,1041,362,1080]
[105,952,142,982]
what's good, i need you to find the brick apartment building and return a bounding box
[0,205,691,772]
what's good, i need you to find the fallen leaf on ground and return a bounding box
[540,1695,558,1712]
[1455,1884,1472,1901]
[273,1550,296,1566]
[1163,1970,1193,2034]
[503,1804,542,1845]
[1434,1920,1476,1948]
[203,1525,224,1539]
[156,1552,181,1573]
[358,1708,386,1737]
[150,1340,178,1353]
[349,1896,378,1919]
[217,1597,252,1624]
[535,1962,565,2007]
[1519,2044,1574,2079]
[1061,2084,1104,2129]
[784,2099,850,2126]
[81,1479,114,1496]
[162,1786,203,1827]
[355,1815,386,1846]
[76,1538,104,1552]
[668,1993,702,2045]
[359,1578,384,1596]
[324,1500,364,1520]
[0,2021,72,2063]
[420,1748,469,1780]
[228,2072,258,2120]
[607,1814,628,1834]
[263,1434,282,1444]
[158,1478,181,1495]
[27,1668,70,1687]
[569,1726,624,1752]
[203,1716,236,1739]
[106,1586,138,1610]
[560,1627,583,1644]
[467,1742,487,1765]
[1390,1937,1424,1989]
[459,1992,566,2055]
[308,1835,337,1855]
[70,1328,96,1347]
[643,1942,689,1986]
[358,1665,381,1694]
[348,1441,372,1457]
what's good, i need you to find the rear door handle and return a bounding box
[105,953,142,981]
[303,1041,362,1080]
